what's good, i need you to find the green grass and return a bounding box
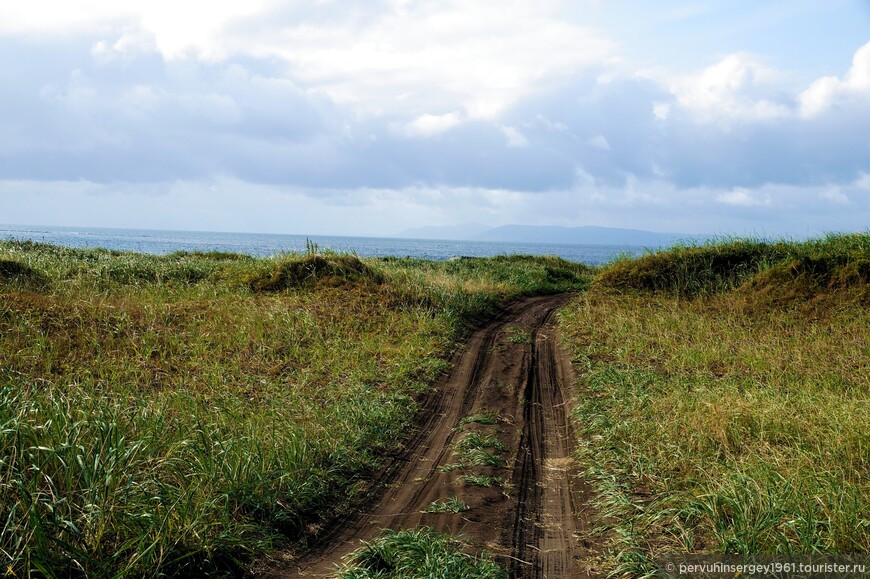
[437,463,462,473]
[453,429,507,470]
[336,527,506,578]
[505,326,531,344]
[459,413,499,426]
[0,240,590,577]
[456,448,506,469]
[457,431,507,453]
[598,233,869,299]
[461,475,504,488]
[422,496,469,514]
[560,234,869,576]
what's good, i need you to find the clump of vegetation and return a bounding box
[462,474,504,488]
[598,233,869,300]
[456,448,506,469]
[453,428,507,469]
[337,527,506,578]
[245,253,382,292]
[422,496,469,514]
[0,257,49,289]
[0,240,589,577]
[741,253,870,307]
[505,325,531,344]
[561,234,869,576]
[459,413,499,426]
[457,431,507,453]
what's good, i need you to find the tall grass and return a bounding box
[560,234,869,576]
[599,233,869,299]
[0,240,589,577]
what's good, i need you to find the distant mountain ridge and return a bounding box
[396,223,698,247]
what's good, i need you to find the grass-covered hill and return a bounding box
[0,240,589,577]
[559,233,869,576]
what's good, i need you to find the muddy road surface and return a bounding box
[272,294,595,578]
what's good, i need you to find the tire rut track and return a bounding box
[268,294,595,578]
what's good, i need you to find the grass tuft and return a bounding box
[457,431,507,453]
[422,496,469,514]
[459,413,499,426]
[337,527,506,578]
[457,448,506,469]
[461,475,504,488]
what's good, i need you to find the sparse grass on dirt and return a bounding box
[461,474,505,489]
[505,326,531,344]
[456,448,506,469]
[336,527,506,579]
[459,413,499,426]
[457,431,507,453]
[560,233,869,576]
[422,496,469,514]
[0,240,589,577]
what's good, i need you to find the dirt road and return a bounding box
[274,294,594,578]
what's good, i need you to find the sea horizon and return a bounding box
[0,223,655,265]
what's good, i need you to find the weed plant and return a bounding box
[560,234,869,575]
[422,496,469,514]
[0,240,589,577]
[457,431,507,453]
[457,448,506,469]
[337,527,506,578]
[461,475,504,488]
[459,413,499,426]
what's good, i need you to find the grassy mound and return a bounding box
[597,234,869,300]
[560,234,869,576]
[0,258,48,289]
[246,254,382,291]
[742,254,870,307]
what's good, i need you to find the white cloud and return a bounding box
[228,1,615,120]
[1,1,614,122]
[670,53,791,123]
[652,102,670,120]
[716,188,771,207]
[91,28,156,62]
[501,126,529,148]
[588,134,611,150]
[0,0,276,60]
[400,112,463,137]
[800,41,870,117]
[820,188,849,204]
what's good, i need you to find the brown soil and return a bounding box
[264,294,596,578]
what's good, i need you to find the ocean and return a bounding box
[0,224,652,266]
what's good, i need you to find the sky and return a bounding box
[1,0,869,237]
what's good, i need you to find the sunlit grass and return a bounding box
[0,240,590,577]
[560,234,869,576]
